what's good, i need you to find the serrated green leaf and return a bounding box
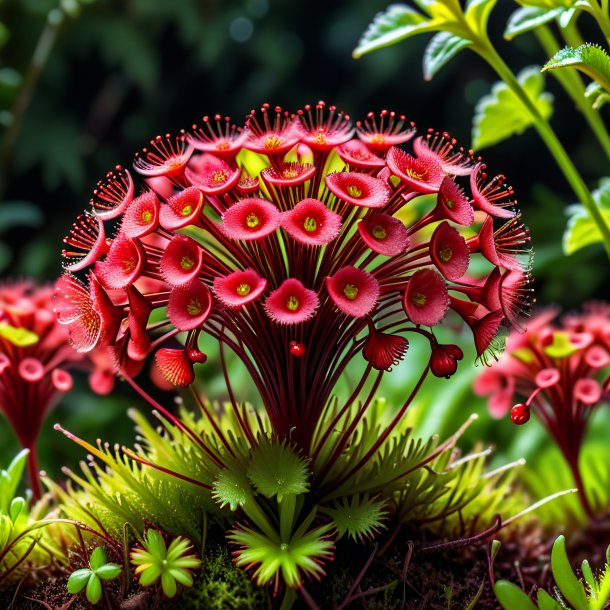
[465,0,497,37]
[247,440,309,501]
[67,569,91,594]
[353,4,437,59]
[323,494,387,542]
[504,7,564,40]
[537,588,563,610]
[494,580,538,610]
[581,559,597,598]
[472,66,553,149]
[213,469,250,511]
[423,31,471,80]
[543,44,610,93]
[551,535,588,610]
[563,178,610,254]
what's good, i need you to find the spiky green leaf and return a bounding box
[494,580,538,610]
[551,535,588,610]
[353,4,437,59]
[323,494,387,542]
[563,178,610,255]
[504,7,564,39]
[213,469,250,511]
[472,66,553,149]
[423,31,471,80]
[247,440,309,501]
[543,44,610,93]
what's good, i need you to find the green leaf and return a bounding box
[0,322,39,347]
[423,31,471,80]
[581,559,597,598]
[89,546,107,571]
[584,81,610,109]
[213,469,251,511]
[67,569,91,594]
[323,494,387,542]
[9,497,25,522]
[543,44,610,93]
[96,563,121,580]
[464,0,497,37]
[504,7,564,40]
[85,573,103,604]
[472,66,553,150]
[494,580,538,610]
[0,449,29,513]
[353,4,437,59]
[563,178,610,254]
[145,529,167,557]
[551,535,588,610]
[247,440,309,501]
[537,588,563,610]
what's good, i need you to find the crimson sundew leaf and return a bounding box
[543,44,610,93]
[494,580,537,610]
[472,66,553,150]
[353,4,438,59]
[551,535,588,610]
[504,6,564,40]
[423,31,471,80]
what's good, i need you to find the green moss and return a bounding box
[160,545,267,610]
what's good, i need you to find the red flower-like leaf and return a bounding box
[326,266,380,318]
[155,348,195,387]
[95,235,145,289]
[430,222,469,281]
[362,327,408,370]
[356,110,415,154]
[386,147,444,194]
[264,278,319,324]
[90,165,134,219]
[133,133,193,177]
[430,343,464,378]
[413,133,474,176]
[167,281,213,331]
[61,212,108,272]
[337,139,385,170]
[159,187,204,230]
[185,154,241,196]
[160,235,204,287]
[403,268,449,327]
[221,198,281,241]
[435,177,474,226]
[297,101,355,151]
[121,190,160,239]
[281,199,342,246]
[261,162,316,188]
[325,172,390,208]
[470,163,516,219]
[213,269,267,308]
[358,214,409,256]
[188,114,248,158]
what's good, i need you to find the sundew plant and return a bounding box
[0,1,609,608]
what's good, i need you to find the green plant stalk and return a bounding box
[535,25,610,160]
[472,38,610,260]
[583,2,610,45]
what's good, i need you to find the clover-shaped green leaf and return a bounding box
[130,529,201,599]
[67,547,121,605]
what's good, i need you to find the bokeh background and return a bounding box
[0,0,608,490]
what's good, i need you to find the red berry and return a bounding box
[510,403,530,425]
[187,348,207,363]
[289,341,306,357]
